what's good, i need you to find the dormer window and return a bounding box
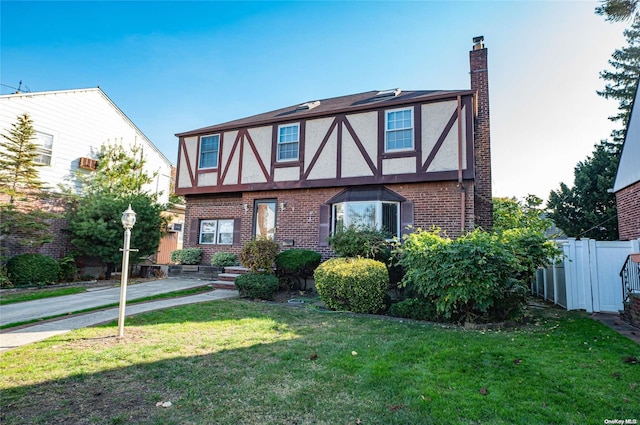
[385,107,413,151]
[277,123,299,162]
[199,134,219,169]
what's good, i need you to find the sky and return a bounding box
[0,0,628,201]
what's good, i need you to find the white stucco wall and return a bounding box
[382,157,415,175]
[274,166,300,182]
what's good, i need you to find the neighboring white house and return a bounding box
[0,87,172,204]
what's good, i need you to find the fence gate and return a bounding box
[534,238,640,313]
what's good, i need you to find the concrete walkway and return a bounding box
[0,278,238,352]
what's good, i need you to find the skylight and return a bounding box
[375,88,401,98]
[296,100,321,111]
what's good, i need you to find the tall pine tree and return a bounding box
[0,113,56,258]
[0,113,45,203]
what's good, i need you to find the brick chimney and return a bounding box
[470,36,493,230]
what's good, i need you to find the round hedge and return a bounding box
[7,253,60,286]
[314,257,389,314]
[234,273,279,300]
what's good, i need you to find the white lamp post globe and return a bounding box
[121,204,137,229]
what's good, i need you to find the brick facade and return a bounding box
[616,181,640,241]
[0,194,73,260]
[470,45,493,230]
[185,181,475,264]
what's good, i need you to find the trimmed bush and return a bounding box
[234,273,280,300]
[388,297,441,321]
[7,253,60,286]
[239,237,280,274]
[314,257,389,314]
[170,248,202,265]
[211,252,239,268]
[275,249,322,290]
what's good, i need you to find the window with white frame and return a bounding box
[199,219,234,245]
[33,131,54,166]
[217,219,234,244]
[385,108,413,151]
[332,201,400,238]
[277,124,299,161]
[199,135,219,169]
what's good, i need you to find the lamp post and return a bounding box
[117,204,137,338]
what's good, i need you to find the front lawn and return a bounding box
[1,300,638,424]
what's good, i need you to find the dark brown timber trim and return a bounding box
[303,117,339,180]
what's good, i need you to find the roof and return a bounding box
[176,88,474,137]
[0,87,172,166]
[614,78,640,192]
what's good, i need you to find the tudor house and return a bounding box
[175,38,493,262]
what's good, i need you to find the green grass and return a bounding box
[0,286,212,330]
[1,300,639,425]
[0,287,87,305]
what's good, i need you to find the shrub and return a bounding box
[234,273,280,300]
[399,228,524,323]
[327,226,392,262]
[211,252,239,268]
[314,257,389,314]
[388,297,441,321]
[6,253,60,286]
[170,248,202,265]
[239,237,280,274]
[58,255,78,282]
[275,249,322,290]
[0,265,12,288]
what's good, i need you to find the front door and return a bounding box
[254,200,276,240]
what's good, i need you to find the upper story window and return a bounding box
[33,131,54,166]
[277,124,299,162]
[385,107,413,152]
[199,134,219,169]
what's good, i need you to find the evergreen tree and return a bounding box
[0,114,56,258]
[596,0,640,22]
[597,19,640,142]
[66,193,167,278]
[66,142,166,277]
[77,142,156,197]
[0,113,45,203]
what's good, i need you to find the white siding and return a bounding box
[614,83,640,192]
[0,88,172,204]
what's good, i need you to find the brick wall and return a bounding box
[616,181,640,240]
[0,195,73,260]
[185,181,474,264]
[470,45,494,231]
[628,293,640,328]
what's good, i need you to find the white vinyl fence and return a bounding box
[533,238,640,313]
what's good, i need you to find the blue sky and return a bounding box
[0,1,627,200]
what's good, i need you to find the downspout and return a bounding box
[457,95,466,233]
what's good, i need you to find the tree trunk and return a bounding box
[105,262,115,280]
